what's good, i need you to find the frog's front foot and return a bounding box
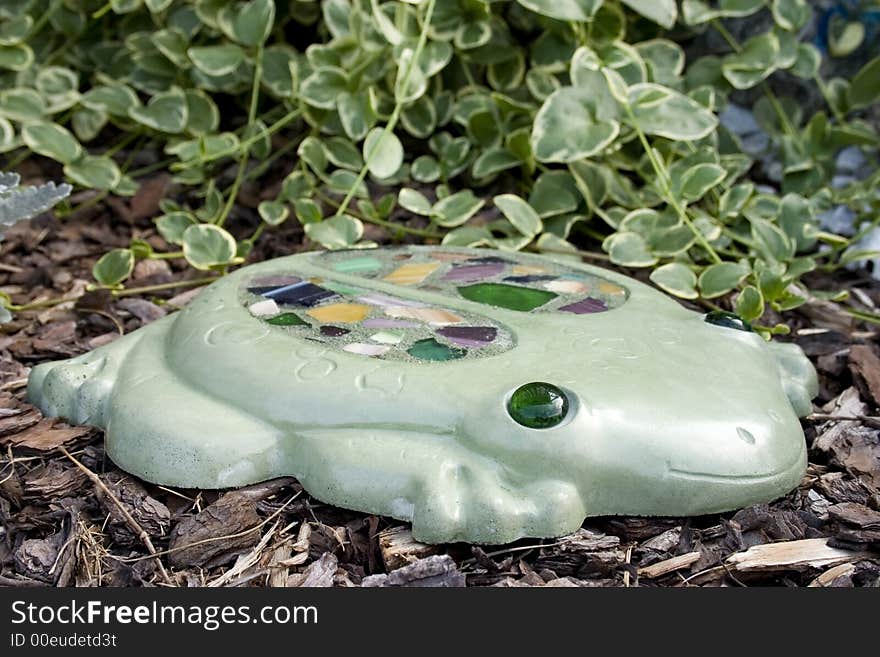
[411,463,585,544]
[768,341,818,417]
[27,321,161,427]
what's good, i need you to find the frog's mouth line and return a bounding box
[665,444,805,484]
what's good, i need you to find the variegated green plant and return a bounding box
[2,0,879,330]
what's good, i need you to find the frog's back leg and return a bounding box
[27,316,174,427]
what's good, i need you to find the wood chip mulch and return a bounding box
[2,183,879,588]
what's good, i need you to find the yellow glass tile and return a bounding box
[385,306,462,326]
[512,264,549,275]
[545,279,588,294]
[598,281,626,296]
[383,262,440,285]
[307,303,370,323]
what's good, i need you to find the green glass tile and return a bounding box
[333,256,382,273]
[407,338,465,362]
[457,283,557,312]
[266,312,308,326]
[321,281,366,296]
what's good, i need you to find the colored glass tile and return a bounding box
[358,293,426,308]
[598,281,626,296]
[383,262,440,285]
[436,326,498,348]
[248,275,301,294]
[370,330,405,345]
[457,283,556,312]
[343,343,390,357]
[559,298,608,314]
[248,299,279,317]
[307,303,370,323]
[320,325,350,337]
[503,275,557,284]
[322,281,366,296]
[384,306,463,326]
[263,281,336,306]
[432,251,472,261]
[362,318,421,329]
[443,262,505,283]
[333,256,382,274]
[512,264,549,275]
[407,338,466,362]
[266,312,308,326]
[545,279,589,294]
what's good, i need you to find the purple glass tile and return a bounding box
[436,326,498,347]
[443,262,505,283]
[503,274,557,284]
[559,297,608,314]
[362,318,421,329]
[320,325,350,337]
[263,281,337,306]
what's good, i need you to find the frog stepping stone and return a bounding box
[27,246,818,544]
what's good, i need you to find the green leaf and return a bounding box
[22,123,82,165]
[156,211,197,245]
[398,188,432,216]
[128,88,188,133]
[735,285,764,321]
[850,56,880,110]
[338,91,376,141]
[182,224,238,270]
[493,194,542,239]
[772,0,810,32]
[64,155,122,190]
[395,48,428,104]
[722,32,779,89]
[515,0,602,21]
[698,262,750,298]
[258,200,289,226]
[650,263,698,299]
[300,67,348,109]
[0,15,32,46]
[472,148,521,179]
[620,0,677,28]
[81,85,140,117]
[304,214,363,249]
[432,190,485,228]
[93,249,134,287]
[72,108,107,142]
[294,198,322,224]
[627,83,717,139]
[750,217,793,261]
[532,87,619,163]
[777,193,817,252]
[603,231,657,267]
[679,163,726,202]
[0,88,45,123]
[0,44,33,71]
[188,45,246,76]
[229,0,275,47]
[363,127,404,179]
[411,155,441,182]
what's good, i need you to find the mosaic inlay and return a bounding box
[28,245,821,546]
[240,247,631,362]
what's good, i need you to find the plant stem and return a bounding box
[623,103,723,264]
[173,106,301,171]
[149,251,184,260]
[113,277,218,298]
[334,0,437,218]
[710,18,798,139]
[216,44,264,228]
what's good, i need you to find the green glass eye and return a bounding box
[507,382,570,429]
[705,310,752,332]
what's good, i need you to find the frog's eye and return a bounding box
[704,310,752,332]
[507,382,570,429]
